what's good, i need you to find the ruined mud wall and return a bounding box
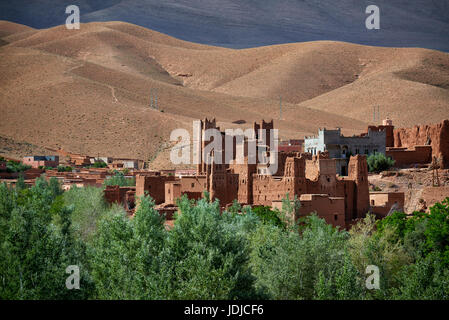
[393,120,449,168]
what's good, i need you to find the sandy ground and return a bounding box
[368,168,449,213]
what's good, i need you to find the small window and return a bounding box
[191,183,195,188]
[334,214,338,221]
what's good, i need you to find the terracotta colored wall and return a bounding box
[136,175,176,204]
[348,155,370,219]
[252,175,297,206]
[370,192,405,218]
[104,185,120,204]
[165,183,182,205]
[22,158,59,169]
[393,120,449,168]
[104,186,135,206]
[298,194,346,228]
[278,145,302,153]
[386,145,432,167]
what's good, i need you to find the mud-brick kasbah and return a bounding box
[105,117,449,229]
[2,118,449,229]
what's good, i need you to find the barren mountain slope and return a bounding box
[1,21,448,164]
[1,0,448,51]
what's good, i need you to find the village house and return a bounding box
[132,118,380,228]
[303,123,389,176]
[22,155,59,168]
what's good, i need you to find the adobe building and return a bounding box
[96,157,141,170]
[369,192,405,219]
[386,146,432,168]
[136,151,371,228]
[304,126,387,176]
[304,118,449,171]
[104,185,136,214]
[272,194,345,228]
[23,155,59,168]
[135,172,177,205]
[68,153,92,167]
[278,139,303,153]
[132,118,409,228]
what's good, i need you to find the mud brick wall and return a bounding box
[394,120,449,168]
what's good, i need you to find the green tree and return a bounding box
[92,161,107,168]
[367,153,395,173]
[349,214,413,299]
[103,171,135,187]
[89,195,166,299]
[0,177,93,299]
[250,214,364,300]
[252,206,285,228]
[63,186,109,241]
[6,160,31,173]
[377,198,449,266]
[157,196,258,299]
[393,253,449,300]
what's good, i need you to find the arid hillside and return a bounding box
[2,0,448,51]
[1,21,448,168]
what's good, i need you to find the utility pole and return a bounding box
[279,95,282,120]
[377,106,380,123]
[373,105,380,124]
[150,88,158,110]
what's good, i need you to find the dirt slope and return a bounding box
[1,21,448,167]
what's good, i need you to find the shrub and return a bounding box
[103,171,135,187]
[57,165,73,172]
[377,198,449,266]
[6,160,31,173]
[252,206,285,228]
[367,153,395,173]
[92,161,107,168]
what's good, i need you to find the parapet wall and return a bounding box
[386,145,432,167]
